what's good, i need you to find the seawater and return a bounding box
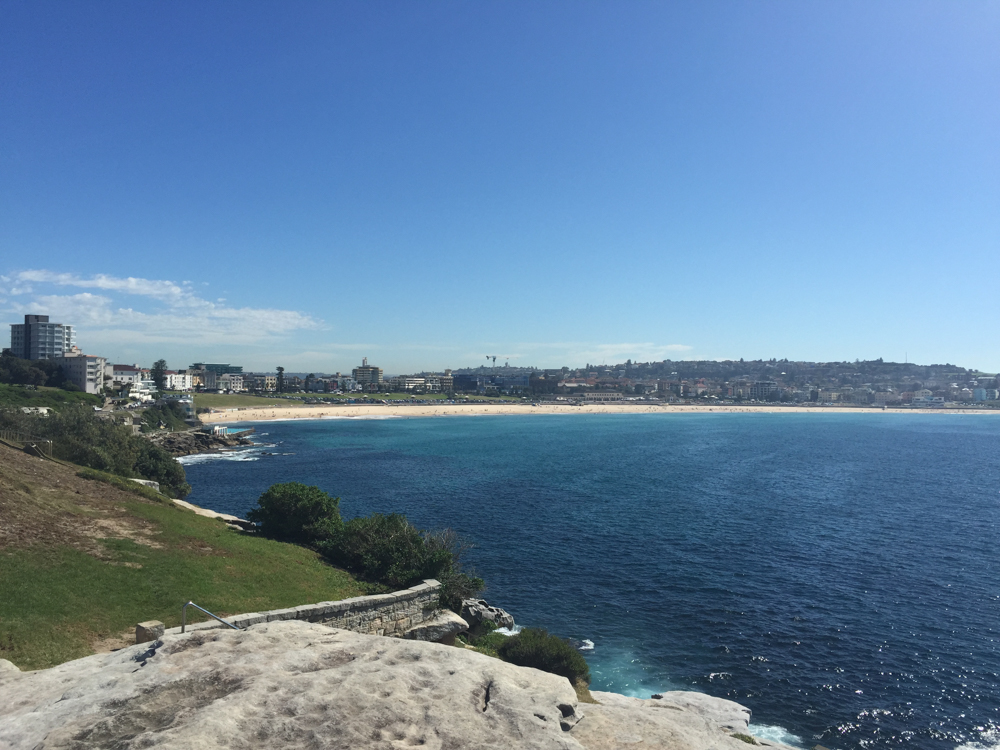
[181,413,1000,750]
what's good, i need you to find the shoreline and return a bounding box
[199,401,1000,424]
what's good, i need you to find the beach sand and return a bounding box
[199,402,1000,424]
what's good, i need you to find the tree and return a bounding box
[276,366,285,393]
[150,359,168,391]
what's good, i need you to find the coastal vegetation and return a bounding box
[0,404,191,497]
[0,442,363,670]
[138,401,190,432]
[248,482,484,612]
[496,627,591,685]
[459,621,593,701]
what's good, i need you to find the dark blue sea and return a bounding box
[181,413,1000,750]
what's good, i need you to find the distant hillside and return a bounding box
[0,442,363,670]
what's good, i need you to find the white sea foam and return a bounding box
[493,625,523,636]
[578,639,595,651]
[955,729,1000,750]
[748,723,805,748]
[177,450,261,465]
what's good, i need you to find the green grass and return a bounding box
[0,499,364,670]
[193,393,289,409]
[76,468,169,503]
[0,383,102,410]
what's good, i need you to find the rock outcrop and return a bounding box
[462,598,516,631]
[147,430,252,457]
[0,620,795,750]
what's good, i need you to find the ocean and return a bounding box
[181,413,1000,750]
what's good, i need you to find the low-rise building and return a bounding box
[108,364,143,387]
[246,374,278,392]
[585,391,625,401]
[218,373,244,392]
[389,376,426,391]
[165,371,193,391]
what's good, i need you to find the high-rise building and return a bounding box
[9,314,76,360]
[352,357,383,385]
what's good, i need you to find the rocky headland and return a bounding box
[0,619,794,750]
[146,429,253,457]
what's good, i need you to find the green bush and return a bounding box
[496,628,590,685]
[247,482,343,545]
[322,513,450,590]
[246,483,484,605]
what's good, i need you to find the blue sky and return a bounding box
[1,2,997,374]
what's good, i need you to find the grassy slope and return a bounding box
[0,383,102,410]
[0,443,363,670]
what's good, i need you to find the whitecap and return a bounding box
[956,729,1000,750]
[493,625,523,636]
[177,449,262,465]
[748,723,806,748]
[578,639,595,651]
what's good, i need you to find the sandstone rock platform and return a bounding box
[0,620,795,750]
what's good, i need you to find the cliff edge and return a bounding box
[0,619,793,750]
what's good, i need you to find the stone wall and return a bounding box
[160,579,442,639]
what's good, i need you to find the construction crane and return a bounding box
[486,355,497,367]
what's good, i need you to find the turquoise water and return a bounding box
[182,413,1000,750]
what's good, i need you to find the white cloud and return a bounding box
[4,270,320,348]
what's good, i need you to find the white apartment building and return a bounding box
[389,376,426,391]
[165,371,193,391]
[53,351,108,395]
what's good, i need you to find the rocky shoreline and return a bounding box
[146,429,253,457]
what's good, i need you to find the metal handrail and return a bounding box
[181,601,241,633]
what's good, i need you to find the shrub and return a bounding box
[422,528,484,612]
[496,628,590,685]
[322,513,450,590]
[247,482,342,545]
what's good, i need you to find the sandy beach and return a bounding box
[199,401,1000,424]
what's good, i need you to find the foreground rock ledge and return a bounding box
[0,621,793,750]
